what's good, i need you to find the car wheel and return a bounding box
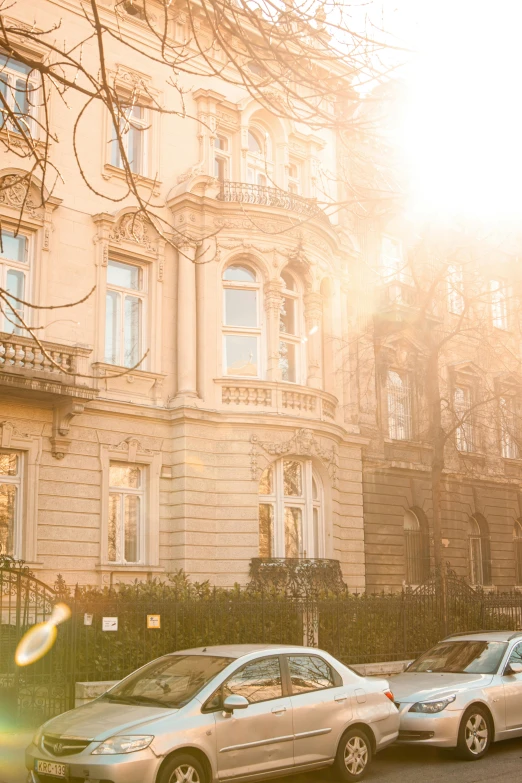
[334,727,372,781]
[456,705,491,761]
[159,752,207,783]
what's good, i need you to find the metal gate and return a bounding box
[0,557,74,727]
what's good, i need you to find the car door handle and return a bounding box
[272,706,287,715]
[334,694,348,703]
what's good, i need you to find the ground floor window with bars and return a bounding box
[403,509,429,585]
[258,458,323,559]
[514,520,522,585]
[0,452,22,557]
[386,370,413,440]
[467,515,491,586]
[108,462,144,564]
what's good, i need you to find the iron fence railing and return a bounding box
[217,181,328,222]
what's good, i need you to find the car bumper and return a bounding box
[395,707,463,748]
[26,741,161,783]
[372,713,401,752]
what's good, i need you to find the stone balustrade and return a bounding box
[0,331,93,390]
[217,378,337,421]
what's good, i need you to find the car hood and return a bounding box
[41,699,177,741]
[390,672,493,703]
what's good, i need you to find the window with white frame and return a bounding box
[447,264,464,315]
[110,104,149,175]
[380,237,408,282]
[105,258,145,368]
[500,394,519,459]
[214,135,231,184]
[490,278,509,330]
[0,452,22,558]
[258,458,323,559]
[288,160,302,194]
[247,128,272,186]
[222,264,261,378]
[0,229,29,334]
[454,385,474,452]
[0,54,37,134]
[386,370,412,440]
[279,270,305,384]
[108,462,144,564]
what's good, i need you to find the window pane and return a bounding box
[279,341,296,382]
[224,335,258,376]
[284,506,302,558]
[0,231,27,262]
[128,125,143,175]
[283,461,302,496]
[223,265,256,282]
[124,295,141,368]
[4,269,25,333]
[248,130,262,154]
[288,656,335,694]
[225,288,257,327]
[259,503,273,558]
[105,290,121,364]
[0,484,16,556]
[111,122,122,167]
[281,271,295,291]
[14,78,28,115]
[124,494,140,562]
[110,464,141,488]
[313,507,320,557]
[107,259,141,290]
[224,657,282,703]
[259,466,273,494]
[387,370,412,440]
[215,136,228,151]
[108,494,120,563]
[215,156,227,182]
[280,297,296,334]
[0,55,31,74]
[0,454,18,476]
[312,476,318,500]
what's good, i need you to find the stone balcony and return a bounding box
[217,181,328,224]
[216,378,337,421]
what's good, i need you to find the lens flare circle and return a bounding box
[15,602,71,667]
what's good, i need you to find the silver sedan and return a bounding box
[26,643,399,783]
[391,630,522,759]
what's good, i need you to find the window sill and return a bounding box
[96,563,164,573]
[102,164,161,195]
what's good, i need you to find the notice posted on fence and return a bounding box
[147,614,161,629]
[102,617,118,631]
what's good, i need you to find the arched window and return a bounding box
[222,264,261,378]
[404,509,428,585]
[514,520,522,585]
[247,127,272,186]
[258,458,323,559]
[468,515,491,586]
[279,269,305,384]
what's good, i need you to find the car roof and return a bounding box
[442,630,522,643]
[170,644,322,659]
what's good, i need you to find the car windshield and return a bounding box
[102,655,234,708]
[408,641,507,674]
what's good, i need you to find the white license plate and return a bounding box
[34,759,68,778]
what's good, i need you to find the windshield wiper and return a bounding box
[103,694,171,708]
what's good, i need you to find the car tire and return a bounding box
[158,752,207,783]
[456,705,492,761]
[333,726,373,781]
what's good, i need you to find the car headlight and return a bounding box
[91,735,154,755]
[409,695,457,713]
[32,727,43,747]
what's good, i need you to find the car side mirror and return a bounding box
[222,695,249,717]
[505,662,522,676]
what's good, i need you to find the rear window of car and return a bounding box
[408,641,507,674]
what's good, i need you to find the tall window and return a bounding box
[500,395,519,459]
[288,161,302,194]
[258,458,323,559]
[247,128,272,186]
[108,463,144,564]
[447,264,464,315]
[514,521,522,585]
[0,452,21,557]
[279,270,303,384]
[0,54,37,133]
[490,279,508,330]
[468,516,486,585]
[386,370,412,440]
[214,135,230,183]
[105,258,145,368]
[111,104,148,175]
[454,385,474,452]
[381,237,408,282]
[0,229,28,334]
[222,264,261,377]
[404,509,428,585]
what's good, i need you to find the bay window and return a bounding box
[223,264,261,377]
[105,258,145,368]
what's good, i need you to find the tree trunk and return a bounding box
[426,349,444,573]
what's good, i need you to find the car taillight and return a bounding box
[384,690,394,701]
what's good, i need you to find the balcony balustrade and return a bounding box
[217,181,328,222]
[217,378,337,421]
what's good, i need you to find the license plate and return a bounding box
[34,759,68,778]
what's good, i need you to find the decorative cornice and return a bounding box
[250,427,338,485]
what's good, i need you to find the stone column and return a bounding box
[176,239,199,398]
[304,291,323,389]
[264,279,283,381]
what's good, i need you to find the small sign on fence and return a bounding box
[147,614,161,629]
[102,617,118,632]
[84,614,93,626]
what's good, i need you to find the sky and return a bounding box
[367,0,522,221]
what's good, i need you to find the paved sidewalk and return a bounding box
[0,733,31,783]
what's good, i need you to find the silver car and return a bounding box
[391,630,522,759]
[26,644,398,783]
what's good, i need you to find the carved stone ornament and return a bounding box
[113,436,153,461]
[0,175,42,219]
[51,401,85,459]
[110,213,154,251]
[0,420,31,448]
[250,428,338,486]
